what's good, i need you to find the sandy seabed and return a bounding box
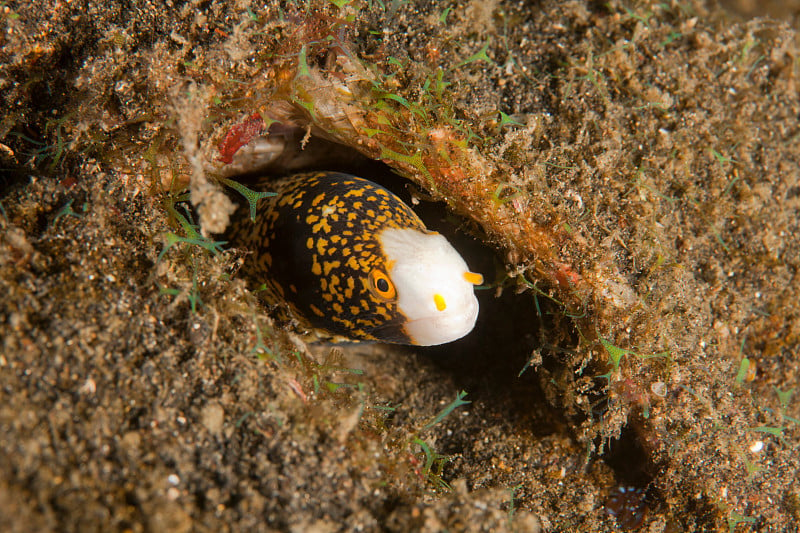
[2,1,800,531]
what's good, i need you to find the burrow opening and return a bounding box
[225,125,656,502]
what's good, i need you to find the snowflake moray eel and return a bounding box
[228,172,482,346]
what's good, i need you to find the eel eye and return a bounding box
[369,268,396,300]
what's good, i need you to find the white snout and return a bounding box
[378,228,480,346]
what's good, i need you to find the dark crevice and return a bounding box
[226,130,580,436]
[227,129,660,518]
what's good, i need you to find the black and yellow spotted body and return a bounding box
[229,172,426,343]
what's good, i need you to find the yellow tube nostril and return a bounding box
[433,293,447,311]
[463,271,484,286]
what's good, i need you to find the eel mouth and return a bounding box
[401,301,479,346]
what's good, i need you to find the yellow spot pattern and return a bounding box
[227,171,428,344]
